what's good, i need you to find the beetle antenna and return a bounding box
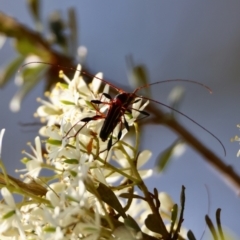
[19,62,121,92]
[140,95,226,156]
[135,79,212,94]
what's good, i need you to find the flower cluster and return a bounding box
[0,66,180,239]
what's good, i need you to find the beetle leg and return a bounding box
[65,115,103,139]
[129,107,150,121]
[102,92,112,100]
[122,114,130,132]
[107,135,113,151]
[90,99,111,117]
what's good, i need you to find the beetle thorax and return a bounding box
[114,93,135,108]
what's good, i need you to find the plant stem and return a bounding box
[147,104,240,192]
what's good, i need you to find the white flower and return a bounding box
[20,136,44,182]
[129,97,149,125]
[160,192,174,209]
[36,64,149,151]
[110,149,153,182]
[1,65,157,239]
[0,188,25,239]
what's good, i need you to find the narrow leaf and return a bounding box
[187,230,197,240]
[2,210,15,219]
[205,215,218,240]
[68,8,78,54]
[124,215,141,232]
[216,208,225,240]
[169,86,185,114]
[156,139,182,172]
[43,226,56,232]
[60,100,75,105]
[126,56,150,95]
[27,0,41,27]
[170,204,178,236]
[10,65,48,112]
[113,226,136,240]
[153,188,160,209]
[172,185,185,240]
[63,159,79,164]
[0,55,25,87]
[97,182,126,218]
[47,139,62,146]
[145,213,168,237]
[27,0,40,21]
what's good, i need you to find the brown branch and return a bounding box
[1,10,238,195]
[0,12,70,63]
[146,104,240,192]
[0,12,75,90]
[0,173,47,196]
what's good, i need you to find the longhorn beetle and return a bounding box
[20,62,226,156]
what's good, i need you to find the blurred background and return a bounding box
[0,1,240,238]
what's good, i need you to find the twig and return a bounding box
[146,104,240,192]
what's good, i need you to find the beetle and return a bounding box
[81,92,143,151]
[20,62,226,156]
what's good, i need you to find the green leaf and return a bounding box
[145,214,166,235]
[0,13,51,60]
[69,170,77,177]
[172,186,186,240]
[169,86,185,114]
[60,100,75,105]
[21,157,31,164]
[10,64,48,111]
[126,56,150,94]
[43,226,56,232]
[27,0,41,24]
[68,8,78,55]
[15,38,38,56]
[20,64,48,84]
[169,204,178,236]
[205,215,218,240]
[171,204,178,223]
[2,210,15,219]
[48,12,67,49]
[63,159,79,164]
[113,226,136,240]
[96,182,126,218]
[187,230,197,240]
[47,139,62,146]
[40,105,61,115]
[132,65,148,89]
[216,208,224,240]
[58,82,68,89]
[0,55,25,87]
[156,139,182,172]
[124,215,141,232]
[15,38,51,60]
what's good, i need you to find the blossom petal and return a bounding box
[0,129,5,158]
